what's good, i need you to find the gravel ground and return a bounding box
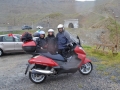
[0,54,120,90]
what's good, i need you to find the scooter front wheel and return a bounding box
[79,62,93,75]
[29,69,47,84]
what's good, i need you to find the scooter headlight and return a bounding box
[79,47,85,52]
[79,47,83,50]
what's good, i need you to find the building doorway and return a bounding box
[68,23,74,28]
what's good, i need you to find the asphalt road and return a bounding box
[0,54,120,90]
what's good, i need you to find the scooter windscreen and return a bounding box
[65,31,80,45]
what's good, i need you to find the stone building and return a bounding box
[64,19,79,28]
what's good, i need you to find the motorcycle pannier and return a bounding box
[22,41,36,53]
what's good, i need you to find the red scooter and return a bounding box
[23,36,93,84]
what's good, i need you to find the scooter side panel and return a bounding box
[74,46,91,67]
[28,55,58,67]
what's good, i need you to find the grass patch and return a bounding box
[96,64,106,71]
[103,72,110,76]
[110,76,116,81]
[83,45,120,69]
[78,84,83,88]
[46,12,63,19]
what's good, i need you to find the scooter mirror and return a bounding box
[76,35,82,47]
[77,36,79,39]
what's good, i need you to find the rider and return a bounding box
[36,31,47,53]
[46,29,57,55]
[33,26,43,37]
[56,24,72,58]
[36,26,43,33]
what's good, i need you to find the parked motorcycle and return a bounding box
[22,35,93,84]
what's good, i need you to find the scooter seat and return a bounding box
[41,52,65,62]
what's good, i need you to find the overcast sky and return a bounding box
[75,0,96,2]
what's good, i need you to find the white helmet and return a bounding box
[48,29,54,32]
[57,24,64,29]
[40,31,45,35]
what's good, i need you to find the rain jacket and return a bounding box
[56,30,71,49]
[46,35,57,54]
[36,37,47,53]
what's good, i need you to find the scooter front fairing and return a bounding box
[74,46,91,67]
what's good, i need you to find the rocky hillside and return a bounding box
[0,0,119,27]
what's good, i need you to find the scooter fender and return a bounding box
[77,54,86,61]
[77,54,91,67]
[83,58,91,64]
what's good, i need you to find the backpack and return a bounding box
[21,32,32,42]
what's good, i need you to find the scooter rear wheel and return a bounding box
[0,49,3,57]
[29,68,46,84]
[79,62,93,75]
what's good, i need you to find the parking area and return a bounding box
[0,54,120,90]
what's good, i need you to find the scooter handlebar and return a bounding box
[66,43,73,47]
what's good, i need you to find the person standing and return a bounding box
[46,29,57,54]
[36,26,43,33]
[56,24,71,57]
[33,26,43,37]
[36,31,47,53]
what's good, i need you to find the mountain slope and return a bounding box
[0,0,119,27]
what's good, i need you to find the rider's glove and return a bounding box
[70,43,73,47]
[66,43,73,47]
[67,43,73,47]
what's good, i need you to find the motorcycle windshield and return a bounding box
[65,31,79,44]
